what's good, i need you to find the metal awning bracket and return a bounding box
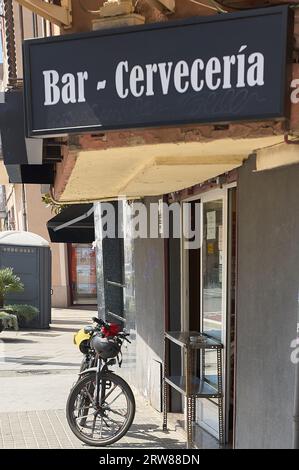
[15,0,72,28]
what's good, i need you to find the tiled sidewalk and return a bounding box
[0,402,186,449]
[0,308,187,449]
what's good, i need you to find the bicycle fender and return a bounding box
[78,367,97,377]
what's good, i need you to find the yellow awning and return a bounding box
[58,136,284,202]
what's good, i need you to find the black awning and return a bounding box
[0,89,54,184]
[6,164,54,184]
[47,204,94,243]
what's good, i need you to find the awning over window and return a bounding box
[47,204,94,243]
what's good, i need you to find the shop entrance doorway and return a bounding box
[69,243,97,305]
[183,186,237,445]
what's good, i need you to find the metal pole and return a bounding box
[186,345,193,448]
[3,0,17,87]
[293,292,299,448]
[294,366,299,448]
[162,335,169,431]
[217,347,224,446]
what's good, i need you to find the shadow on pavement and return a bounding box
[3,357,80,367]
[86,423,186,449]
[51,319,92,326]
[55,306,97,311]
[49,326,81,333]
[0,337,38,344]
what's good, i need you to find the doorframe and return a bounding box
[180,187,230,441]
[180,192,204,332]
[225,183,237,446]
[199,188,228,439]
[67,243,74,306]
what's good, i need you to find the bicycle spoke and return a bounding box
[99,417,103,438]
[91,414,97,437]
[83,385,95,404]
[106,389,123,406]
[102,416,123,434]
[107,408,127,418]
[103,383,118,401]
[75,411,93,421]
[104,414,125,427]
[76,404,92,413]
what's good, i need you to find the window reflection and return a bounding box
[202,200,223,341]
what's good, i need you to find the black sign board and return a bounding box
[23,6,292,137]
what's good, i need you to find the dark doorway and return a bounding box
[189,199,201,332]
[226,187,237,446]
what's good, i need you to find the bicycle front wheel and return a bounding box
[66,372,135,447]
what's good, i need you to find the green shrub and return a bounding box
[0,269,38,331]
[0,267,24,308]
[0,311,18,331]
[5,304,39,323]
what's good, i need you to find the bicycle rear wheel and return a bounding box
[66,372,135,446]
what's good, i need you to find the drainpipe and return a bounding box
[3,0,17,87]
[293,293,299,448]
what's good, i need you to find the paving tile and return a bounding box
[0,404,187,449]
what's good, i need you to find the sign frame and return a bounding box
[23,6,293,137]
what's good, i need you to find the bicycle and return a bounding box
[66,317,135,447]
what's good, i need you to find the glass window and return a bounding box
[202,200,224,341]
[70,244,97,304]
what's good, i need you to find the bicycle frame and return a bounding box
[78,355,117,408]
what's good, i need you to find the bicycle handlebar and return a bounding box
[92,317,131,343]
[92,316,110,330]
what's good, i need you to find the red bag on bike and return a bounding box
[101,322,121,338]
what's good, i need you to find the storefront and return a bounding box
[3,1,299,448]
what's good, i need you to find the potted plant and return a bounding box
[0,267,39,332]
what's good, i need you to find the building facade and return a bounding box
[0,1,96,307]
[1,0,299,449]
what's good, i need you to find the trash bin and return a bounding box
[0,231,51,329]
